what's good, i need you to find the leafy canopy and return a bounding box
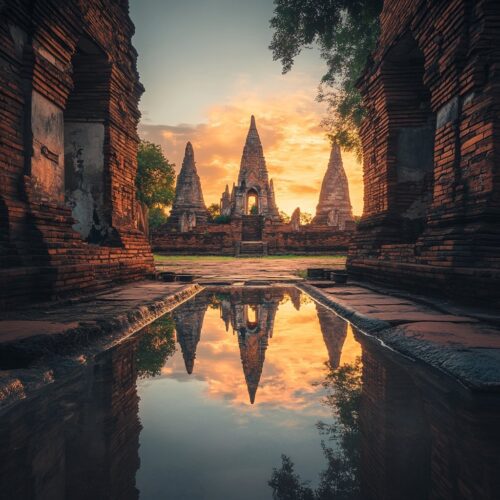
[136,140,176,208]
[269,0,383,153]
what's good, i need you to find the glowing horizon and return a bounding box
[130,0,364,217]
[139,107,364,217]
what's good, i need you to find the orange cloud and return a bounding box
[139,90,364,216]
[161,296,362,412]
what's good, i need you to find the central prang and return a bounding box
[220,115,281,221]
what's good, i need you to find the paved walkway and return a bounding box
[0,281,199,348]
[302,282,500,390]
[155,256,346,282]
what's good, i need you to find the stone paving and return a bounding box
[0,281,199,350]
[301,282,500,390]
[155,256,346,282]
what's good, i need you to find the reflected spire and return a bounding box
[173,296,209,374]
[238,329,269,404]
[315,303,348,369]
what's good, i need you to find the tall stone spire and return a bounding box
[228,116,280,220]
[313,143,354,229]
[168,142,209,231]
[238,115,268,187]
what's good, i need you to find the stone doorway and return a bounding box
[242,215,263,241]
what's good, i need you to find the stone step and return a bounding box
[237,241,268,257]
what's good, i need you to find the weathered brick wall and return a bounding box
[264,223,352,254]
[359,338,500,499]
[152,222,239,255]
[0,0,154,307]
[152,220,352,255]
[349,0,500,303]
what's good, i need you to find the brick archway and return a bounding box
[381,32,435,243]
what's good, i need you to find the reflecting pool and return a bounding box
[0,286,499,500]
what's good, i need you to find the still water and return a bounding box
[0,286,499,500]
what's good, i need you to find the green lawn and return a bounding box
[154,254,346,262]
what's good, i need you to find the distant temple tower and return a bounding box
[313,143,355,230]
[168,142,209,232]
[223,116,280,221]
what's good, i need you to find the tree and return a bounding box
[207,203,221,221]
[136,140,176,208]
[300,212,313,225]
[269,357,363,499]
[269,0,383,154]
[136,314,176,378]
[280,210,291,223]
[149,206,169,230]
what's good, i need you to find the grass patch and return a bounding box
[154,253,346,263]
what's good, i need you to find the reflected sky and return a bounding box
[136,288,360,499]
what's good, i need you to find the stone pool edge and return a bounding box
[298,282,500,392]
[0,283,203,411]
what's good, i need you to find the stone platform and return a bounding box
[155,256,346,282]
[0,281,201,408]
[301,281,500,391]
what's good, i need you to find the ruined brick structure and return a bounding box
[313,143,355,230]
[167,142,208,232]
[153,116,354,255]
[349,0,500,302]
[222,115,280,221]
[0,0,154,307]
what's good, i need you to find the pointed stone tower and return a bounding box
[220,184,231,216]
[313,143,355,230]
[224,116,280,221]
[168,142,209,232]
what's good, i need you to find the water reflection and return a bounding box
[0,340,141,500]
[1,288,499,500]
[269,330,500,500]
[169,287,351,408]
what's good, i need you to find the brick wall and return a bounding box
[0,1,154,307]
[349,0,500,304]
[152,220,352,255]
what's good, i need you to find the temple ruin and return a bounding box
[153,116,355,255]
[166,142,209,233]
[0,0,153,307]
[313,143,355,230]
[348,0,500,302]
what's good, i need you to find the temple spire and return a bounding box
[168,141,209,231]
[313,142,354,229]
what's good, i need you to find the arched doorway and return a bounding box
[246,188,259,215]
[382,32,435,243]
[64,35,112,244]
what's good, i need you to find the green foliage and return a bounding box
[136,140,176,208]
[269,357,362,499]
[149,206,169,230]
[136,315,176,378]
[250,204,259,215]
[269,0,383,154]
[214,214,231,224]
[300,212,313,225]
[280,210,291,223]
[207,202,221,221]
[269,455,316,500]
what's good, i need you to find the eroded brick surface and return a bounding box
[0,1,154,307]
[349,0,500,304]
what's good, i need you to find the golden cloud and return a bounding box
[161,298,361,411]
[139,90,364,216]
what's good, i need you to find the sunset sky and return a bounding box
[129,0,364,216]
